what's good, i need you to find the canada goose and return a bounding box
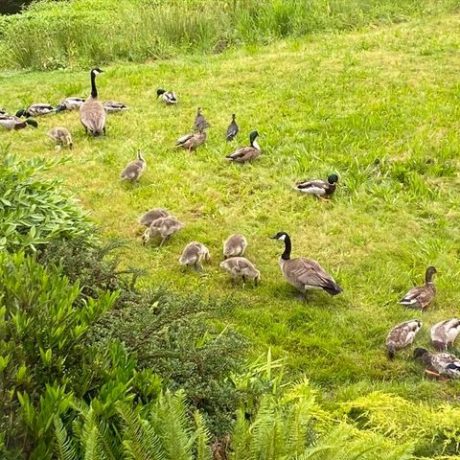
[220,257,260,286]
[48,127,73,149]
[226,131,261,163]
[142,216,184,247]
[194,107,209,132]
[223,234,247,259]
[55,97,85,112]
[271,232,342,296]
[16,103,55,118]
[386,319,422,359]
[414,347,460,379]
[295,174,339,198]
[179,242,210,271]
[176,131,207,153]
[103,101,128,113]
[226,114,239,142]
[157,88,177,105]
[80,68,106,136]
[120,150,146,182]
[431,319,460,351]
[0,115,38,130]
[399,266,437,310]
[139,208,169,227]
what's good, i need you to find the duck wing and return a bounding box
[176,133,194,145]
[387,321,418,349]
[31,103,55,115]
[226,121,239,141]
[226,147,259,162]
[399,285,434,309]
[103,101,128,112]
[165,92,177,104]
[295,180,328,195]
[433,353,460,377]
[194,114,209,131]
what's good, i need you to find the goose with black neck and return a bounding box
[272,231,342,298]
[80,67,106,136]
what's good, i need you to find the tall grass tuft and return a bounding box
[1,0,459,69]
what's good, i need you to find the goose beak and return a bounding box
[270,235,278,239]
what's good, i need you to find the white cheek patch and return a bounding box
[279,234,286,241]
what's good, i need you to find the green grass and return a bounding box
[1,12,460,452]
[0,0,459,69]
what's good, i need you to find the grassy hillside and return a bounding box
[1,12,460,454]
[0,0,459,69]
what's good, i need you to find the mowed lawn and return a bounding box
[1,13,460,406]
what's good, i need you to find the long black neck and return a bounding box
[282,235,291,260]
[90,72,98,98]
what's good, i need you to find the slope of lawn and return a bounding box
[1,12,460,413]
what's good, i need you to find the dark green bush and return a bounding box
[89,288,247,435]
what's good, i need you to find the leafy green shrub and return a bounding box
[0,152,93,253]
[341,391,460,457]
[0,252,118,458]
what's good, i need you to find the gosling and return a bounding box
[220,257,260,286]
[48,127,73,149]
[179,242,210,272]
[142,216,184,247]
[223,234,248,259]
[120,150,146,182]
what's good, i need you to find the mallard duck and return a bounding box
[80,68,106,136]
[139,208,169,227]
[399,266,437,310]
[55,97,85,112]
[16,103,55,118]
[48,127,73,149]
[223,234,247,259]
[386,319,422,359]
[103,101,128,113]
[295,174,339,198]
[120,150,146,182]
[142,216,184,247]
[226,131,261,163]
[193,107,209,132]
[414,347,460,379]
[179,242,210,271]
[0,115,38,130]
[431,319,460,351]
[272,232,342,296]
[220,257,260,286]
[157,89,177,105]
[226,114,239,142]
[176,131,207,153]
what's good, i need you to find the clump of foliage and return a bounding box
[341,391,460,457]
[0,152,93,253]
[51,381,414,460]
[1,0,458,69]
[88,288,247,435]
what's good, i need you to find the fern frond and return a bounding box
[117,402,165,460]
[228,410,251,460]
[149,391,193,460]
[193,411,212,460]
[53,416,78,460]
